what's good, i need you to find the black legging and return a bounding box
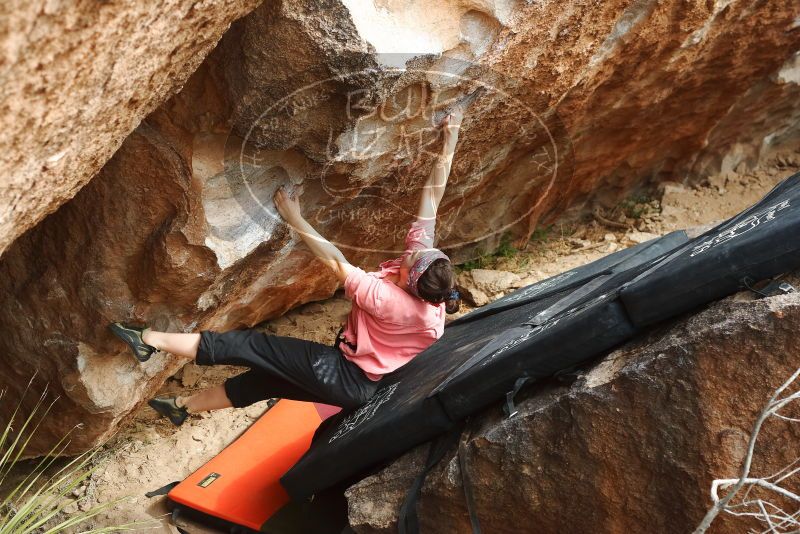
[195,329,379,410]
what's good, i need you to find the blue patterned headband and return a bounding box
[407,249,450,298]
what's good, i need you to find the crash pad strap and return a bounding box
[527,274,612,326]
[398,424,464,534]
[430,326,533,398]
[458,421,482,534]
[144,480,180,498]
[742,276,796,299]
[504,377,530,418]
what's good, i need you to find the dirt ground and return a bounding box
[52,149,800,532]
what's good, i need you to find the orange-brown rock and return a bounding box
[1,0,799,455]
[0,123,337,454]
[346,282,800,533]
[0,0,263,257]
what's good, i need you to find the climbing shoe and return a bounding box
[109,322,157,363]
[148,396,189,427]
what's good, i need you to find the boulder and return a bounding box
[346,279,800,533]
[0,0,262,256]
[2,0,800,455]
[625,230,660,244]
[456,269,522,306]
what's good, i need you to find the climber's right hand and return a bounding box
[274,186,302,223]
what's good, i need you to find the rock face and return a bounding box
[456,269,522,307]
[1,0,800,455]
[0,0,263,257]
[346,281,800,533]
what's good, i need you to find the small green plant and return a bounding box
[460,248,488,271]
[529,225,553,243]
[0,377,143,534]
[458,233,525,272]
[619,193,655,220]
[495,234,519,259]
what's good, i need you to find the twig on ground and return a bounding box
[592,207,630,230]
[693,367,800,534]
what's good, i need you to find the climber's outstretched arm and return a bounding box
[274,187,354,283]
[416,108,463,222]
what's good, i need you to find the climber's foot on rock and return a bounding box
[148,396,189,427]
[109,322,158,363]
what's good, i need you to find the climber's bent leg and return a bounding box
[177,384,233,414]
[195,329,380,409]
[223,369,319,408]
[142,330,200,360]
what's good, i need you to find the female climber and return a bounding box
[108,108,465,426]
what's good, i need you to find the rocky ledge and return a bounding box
[347,276,800,533]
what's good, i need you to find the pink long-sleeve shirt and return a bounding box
[340,217,446,381]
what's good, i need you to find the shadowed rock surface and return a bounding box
[1,0,799,455]
[346,278,800,533]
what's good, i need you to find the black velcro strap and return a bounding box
[742,276,797,299]
[458,420,482,534]
[398,424,464,534]
[503,377,530,418]
[741,276,769,298]
[145,480,180,498]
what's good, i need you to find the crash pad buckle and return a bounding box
[761,280,796,297]
[742,276,797,299]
